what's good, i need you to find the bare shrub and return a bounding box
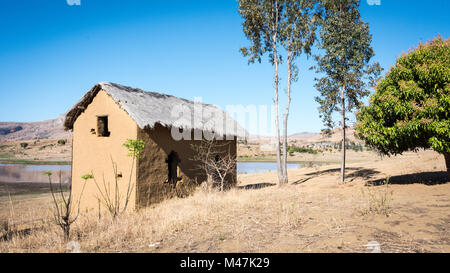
[191,139,236,192]
[44,171,89,241]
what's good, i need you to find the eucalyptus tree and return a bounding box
[239,0,319,185]
[279,0,319,184]
[312,0,381,184]
[238,0,285,184]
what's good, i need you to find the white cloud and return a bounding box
[66,0,81,6]
[367,0,381,5]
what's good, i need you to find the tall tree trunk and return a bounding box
[273,0,283,186]
[445,152,450,178]
[282,54,292,185]
[274,51,283,185]
[340,85,346,184]
[338,2,346,185]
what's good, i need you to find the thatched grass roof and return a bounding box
[64,82,246,138]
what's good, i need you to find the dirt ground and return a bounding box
[0,149,448,253]
[229,150,449,252]
[141,149,448,253]
[0,139,72,162]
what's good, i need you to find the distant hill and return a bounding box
[0,114,360,144]
[289,127,360,143]
[0,115,71,141]
[243,127,361,146]
[288,132,320,140]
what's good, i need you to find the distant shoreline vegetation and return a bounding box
[237,157,275,162]
[236,157,338,165]
[0,159,72,165]
[0,157,332,165]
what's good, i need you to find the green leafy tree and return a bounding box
[288,146,295,156]
[312,0,381,184]
[356,37,450,176]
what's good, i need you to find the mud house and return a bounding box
[64,82,245,212]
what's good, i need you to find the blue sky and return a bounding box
[0,0,448,135]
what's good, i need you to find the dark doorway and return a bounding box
[166,151,181,187]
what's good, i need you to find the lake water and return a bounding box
[237,162,301,174]
[0,164,71,183]
[0,161,300,183]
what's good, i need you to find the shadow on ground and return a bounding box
[237,183,276,190]
[368,171,449,186]
[292,167,381,185]
[238,168,448,188]
[0,227,32,242]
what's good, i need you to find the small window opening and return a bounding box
[166,151,181,186]
[97,116,110,137]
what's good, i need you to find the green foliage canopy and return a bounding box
[123,139,145,158]
[313,0,381,131]
[238,0,280,64]
[356,37,450,156]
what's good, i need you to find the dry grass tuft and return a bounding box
[359,178,394,217]
[0,185,307,252]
